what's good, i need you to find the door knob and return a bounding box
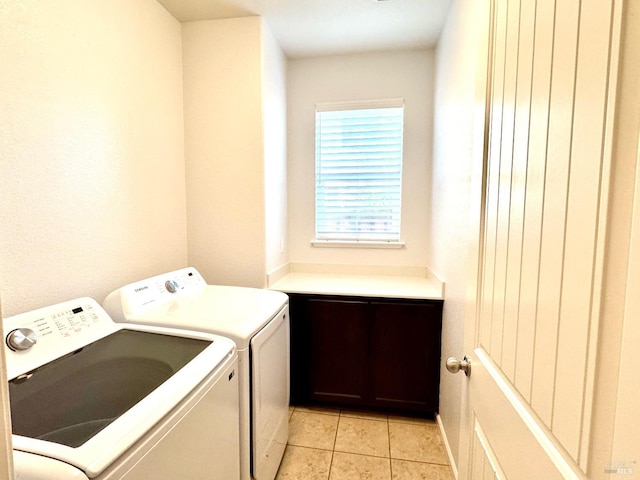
[446,355,471,376]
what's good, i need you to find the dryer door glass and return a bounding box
[9,330,210,447]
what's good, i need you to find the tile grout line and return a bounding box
[387,415,394,480]
[326,410,342,480]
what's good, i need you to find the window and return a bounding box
[314,99,404,247]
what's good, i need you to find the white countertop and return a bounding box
[268,264,444,300]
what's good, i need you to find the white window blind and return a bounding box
[315,100,404,243]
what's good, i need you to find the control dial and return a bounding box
[6,328,37,351]
[165,279,180,293]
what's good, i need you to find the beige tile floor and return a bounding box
[276,406,455,480]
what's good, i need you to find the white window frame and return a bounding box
[312,98,405,249]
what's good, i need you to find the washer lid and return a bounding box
[11,325,234,478]
[10,329,209,448]
[4,298,235,478]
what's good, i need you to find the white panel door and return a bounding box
[460,0,622,477]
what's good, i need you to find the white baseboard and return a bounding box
[436,413,459,479]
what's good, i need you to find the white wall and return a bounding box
[0,0,186,318]
[182,17,264,287]
[431,0,485,468]
[287,50,433,267]
[262,23,289,276]
[183,16,287,288]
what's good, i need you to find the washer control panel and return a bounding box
[3,298,117,380]
[103,267,207,318]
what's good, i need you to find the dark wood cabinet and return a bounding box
[308,298,368,404]
[288,293,443,414]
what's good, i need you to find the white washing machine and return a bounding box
[4,297,240,479]
[103,267,289,480]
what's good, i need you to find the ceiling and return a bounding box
[155,0,453,58]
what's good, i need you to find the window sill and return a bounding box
[311,240,406,249]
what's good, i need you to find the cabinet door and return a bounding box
[370,302,442,412]
[308,298,368,404]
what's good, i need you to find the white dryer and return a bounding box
[4,297,240,479]
[103,267,289,480]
